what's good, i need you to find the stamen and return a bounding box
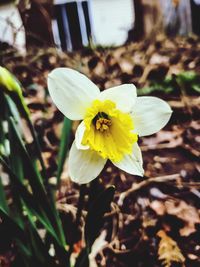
[95,118,112,132]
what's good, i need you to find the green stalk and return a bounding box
[75,185,87,228]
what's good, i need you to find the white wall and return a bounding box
[91,0,134,46]
[0,3,25,53]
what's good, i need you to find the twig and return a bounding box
[140,142,182,151]
[118,173,180,206]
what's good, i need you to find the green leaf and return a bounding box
[4,94,22,130]
[192,83,200,93]
[0,207,25,239]
[8,116,46,196]
[0,155,69,264]
[137,82,173,96]
[0,176,9,213]
[9,119,24,182]
[4,94,47,184]
[16,240,32,259]
[0,119,6,155]
[178,71,197,83]
[57,117,72,186]
[8,118,25,229]
[0,156,58,242]
[1,113,68,260]
[25,208,56,266]
[84,185,115,250]
[137,86,156,96]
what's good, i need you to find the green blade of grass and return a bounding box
[0,118,7,156]
[8,116,46,195]
[25,207,56,266]
[57,117,72,187]
[0,207,25,239]
[4,89,67,249]
[0,176,9,213]
[74,248,89,267]
[8,115,66,247]
[0,155,63,247]
[4,93,47,184]
[0,155,70,266]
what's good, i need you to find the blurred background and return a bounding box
[0,0,200,52]
[0,1,200,267]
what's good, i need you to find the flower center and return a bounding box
[82,99,138,162]
[96,118,112,132]
[92,112,112,132]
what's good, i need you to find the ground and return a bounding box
[0,34,200,266]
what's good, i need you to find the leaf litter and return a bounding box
[1,35,200,266]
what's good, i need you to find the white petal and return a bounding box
[112,143,144,176]
[132,96,172,137]
[75,121,89,150]
[68,141,106,184]
[48,68,100,120]
[98,84,137,113]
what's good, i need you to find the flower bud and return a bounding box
[0,66,22,95]
[0,66,30,117]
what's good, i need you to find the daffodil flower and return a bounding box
[48,68,172,184]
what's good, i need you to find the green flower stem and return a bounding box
[88,177,104,204]
[75,178,103,230]
[75,184,87,228]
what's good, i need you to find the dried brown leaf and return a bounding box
[157,230,185,267]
